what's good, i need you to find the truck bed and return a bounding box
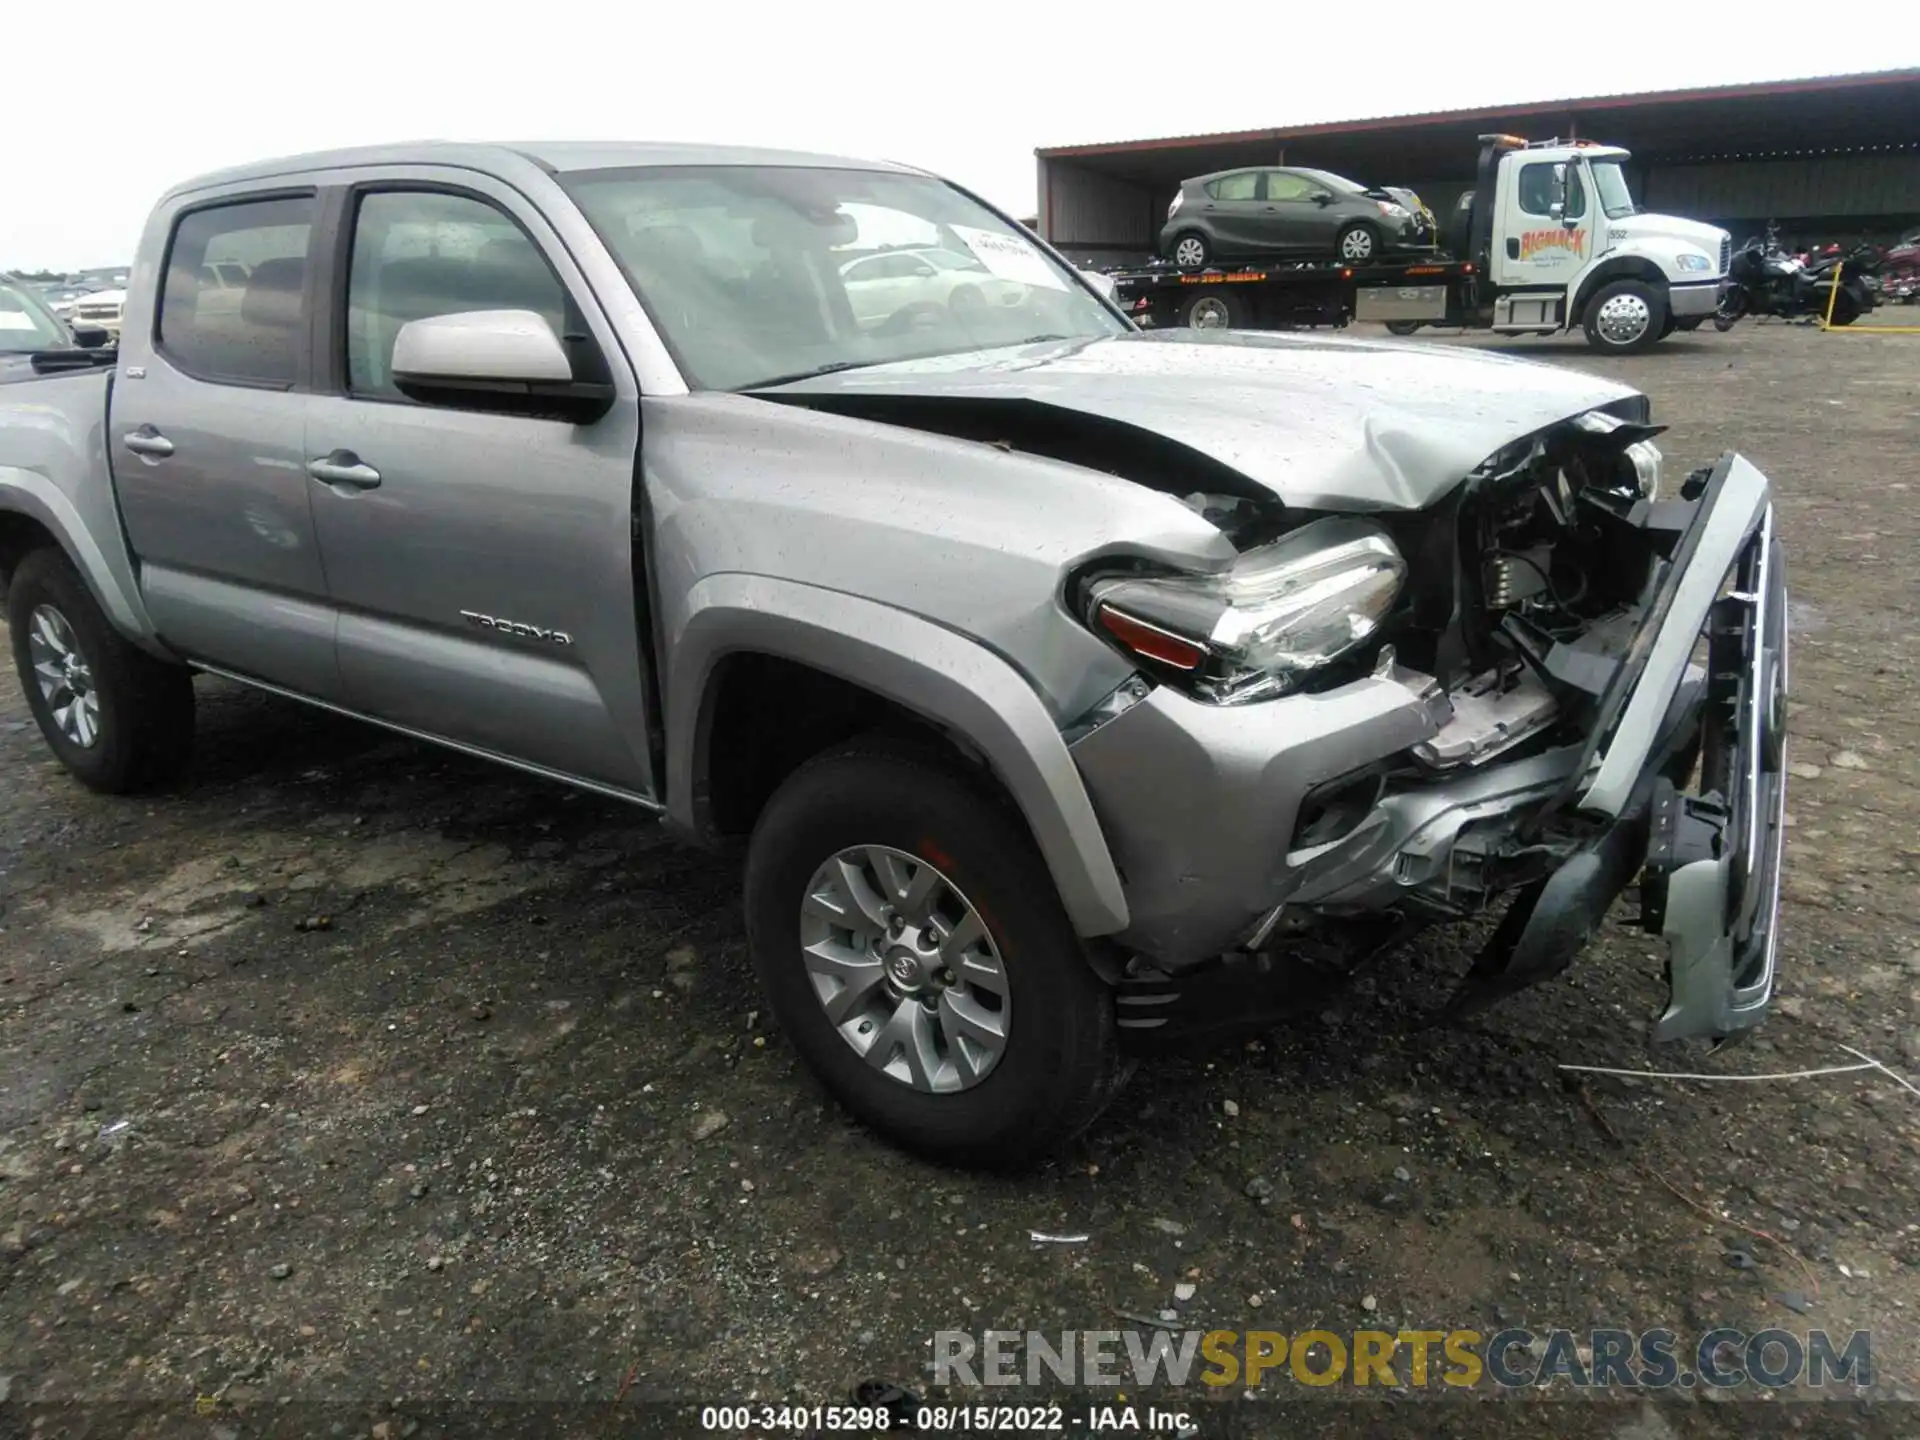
[1110,255,1477,331]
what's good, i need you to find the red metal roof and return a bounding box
[1036,68,1920,158]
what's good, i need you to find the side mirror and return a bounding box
[1310,192,1335,206]
[70,325,112,350]
[390,310,613,423]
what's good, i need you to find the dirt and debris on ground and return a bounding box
[1,323,1917,1437]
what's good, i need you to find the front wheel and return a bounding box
[1384,320,1422,336]
[744,743,1122,1168]
[1582,279,1667,353]
[1336,223,1380,264]
[7,547,195,792]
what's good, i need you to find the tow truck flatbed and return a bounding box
[1110,254,1479,332]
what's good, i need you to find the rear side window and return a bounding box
[1205,172,1259,201]
[345,190,568,400]
[158,196,315,386]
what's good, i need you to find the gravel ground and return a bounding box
[1,321,1917,1439]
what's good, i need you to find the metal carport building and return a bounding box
[1035,69,1920,267]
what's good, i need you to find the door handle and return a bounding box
[307,451,382,490]
[122,426,174,458]
[1506,238,1520,259]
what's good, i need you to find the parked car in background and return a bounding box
[1161,166,1433,268]
[837,246,1025,329]
[68,288,128,337]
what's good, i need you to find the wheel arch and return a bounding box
[1569,255,1670,325]
[0,472,169,657]
[667,574,1130,938]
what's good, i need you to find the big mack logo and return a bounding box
[1517,227,1589,261]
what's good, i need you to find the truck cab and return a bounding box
[1475,135,1730,348]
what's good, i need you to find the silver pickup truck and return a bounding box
[0,142,1788,1166]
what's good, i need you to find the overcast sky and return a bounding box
[10,3,1916,269]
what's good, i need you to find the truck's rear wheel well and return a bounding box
[697,653,984,839]
[1570,257,1669,324]
[0,513,60,598]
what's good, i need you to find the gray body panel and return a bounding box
[0,370,167,653]
[766,330,1635,511]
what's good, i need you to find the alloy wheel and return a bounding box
[27,604,101,748]
[1340,228,1376,262]
[798,844,1011,1093]
[1595,292,1653,346]
[1173,236,1207,268]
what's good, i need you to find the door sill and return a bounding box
[191,662,665,813]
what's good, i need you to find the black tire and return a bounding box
[1335,222,1380,264]
[1169,231,1211,270]
[6,547,194,793]
[1581,278,1667,354]
[744,742,1122,1168]
[1179,289,1242,330]
[1384,320,1422,336]
[1826,292,1860,327]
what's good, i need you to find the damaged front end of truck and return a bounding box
[1066,404,1788,1046]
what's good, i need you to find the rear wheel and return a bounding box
[1384,320,1423,336]
[1180,290,1242,330]
[1582,279,1667,353]
[1170,231,1211,270]
[744,743,1122,1167]
[7,548,194,792]
[1336,223,1380,264]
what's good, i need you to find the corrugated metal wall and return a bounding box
[1039,160,1158,254]
[1645,154,1920,222]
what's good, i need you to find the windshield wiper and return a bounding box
[742,359,877,391]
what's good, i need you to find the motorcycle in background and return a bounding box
[1715,222,1880,329]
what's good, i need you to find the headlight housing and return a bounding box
[1674,251,1714,273]
[1084,518,1407,705]
[1376,201,1410,219]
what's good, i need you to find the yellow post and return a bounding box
[1822,260,1844,330]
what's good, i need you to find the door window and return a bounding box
[1206,172,1259,201]
[158,196,316,386]
[345,190,568,400]
[1261,172,1316,202]
[1518,163,1586,219]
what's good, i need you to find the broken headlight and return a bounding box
[1085,518,1407,704]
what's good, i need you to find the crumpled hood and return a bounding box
[764,330,1639,511]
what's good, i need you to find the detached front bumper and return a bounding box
[1070,454,1787,1043]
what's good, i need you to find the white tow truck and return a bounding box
[1114,134,1731,353]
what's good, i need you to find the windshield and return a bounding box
[561,165,1127,390]
[0,280,69,352]
[1588,160,1638,220]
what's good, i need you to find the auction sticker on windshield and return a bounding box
[951,225,1066,290]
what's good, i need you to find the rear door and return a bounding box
[1200,172,1265,253]
[112,191,343,699]
[302,170,656,794]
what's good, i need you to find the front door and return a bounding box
[303,175,656,794]
[1258,171,1337,255]
[112,192,343,698]
[1494,158,1596,290]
